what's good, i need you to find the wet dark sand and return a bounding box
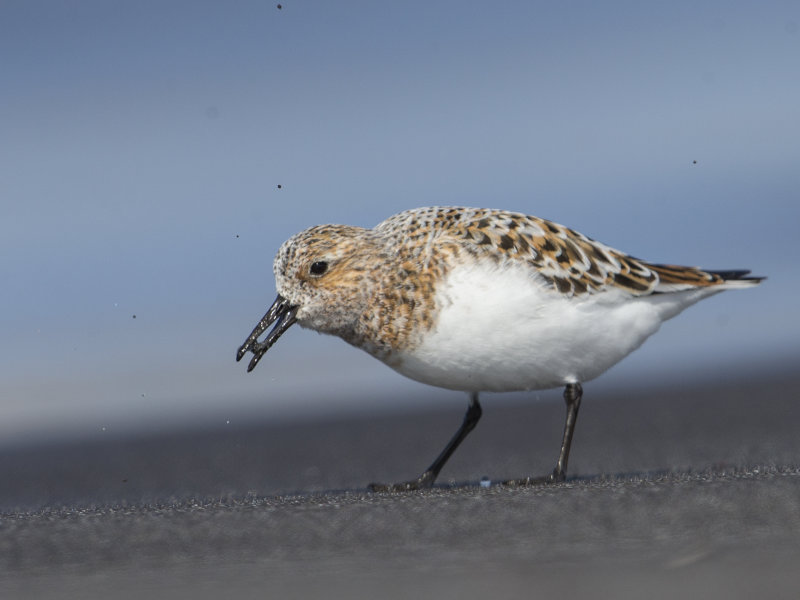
[2,367,799,599]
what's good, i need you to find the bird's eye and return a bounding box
[309,261,329,276]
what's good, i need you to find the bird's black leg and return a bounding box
[550,382,583,482]
[369,393,482,492]
[504,382,583,486]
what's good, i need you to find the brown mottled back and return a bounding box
[376,206,755,297]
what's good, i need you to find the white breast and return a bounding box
[389,261,715,393]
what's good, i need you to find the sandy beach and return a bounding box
[2,366,799,599]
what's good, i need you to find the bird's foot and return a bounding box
[503,470,565,487]
[368,471,436,492]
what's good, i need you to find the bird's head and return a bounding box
[236,224,384,371]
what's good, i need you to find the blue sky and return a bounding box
[2,1,799,444]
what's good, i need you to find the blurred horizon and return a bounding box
[2,1,798,447]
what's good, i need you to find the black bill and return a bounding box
[236,294,299,372]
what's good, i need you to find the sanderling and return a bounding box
[236,207,763,491]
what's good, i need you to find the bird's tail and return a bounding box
[705,269,765,289]
[649,264,765,292]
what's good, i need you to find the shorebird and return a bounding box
[237,207,763,490]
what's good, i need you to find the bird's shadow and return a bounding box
[278,467,693,499]
[314,464,784,498]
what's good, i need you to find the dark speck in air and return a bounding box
[277,4,282,9]
[277,184,282,189]
[132,315,136,319]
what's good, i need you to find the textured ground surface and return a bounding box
[2,367,799,599]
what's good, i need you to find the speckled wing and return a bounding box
[376,207,760,298]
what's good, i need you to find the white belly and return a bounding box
[388,262,705,392]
